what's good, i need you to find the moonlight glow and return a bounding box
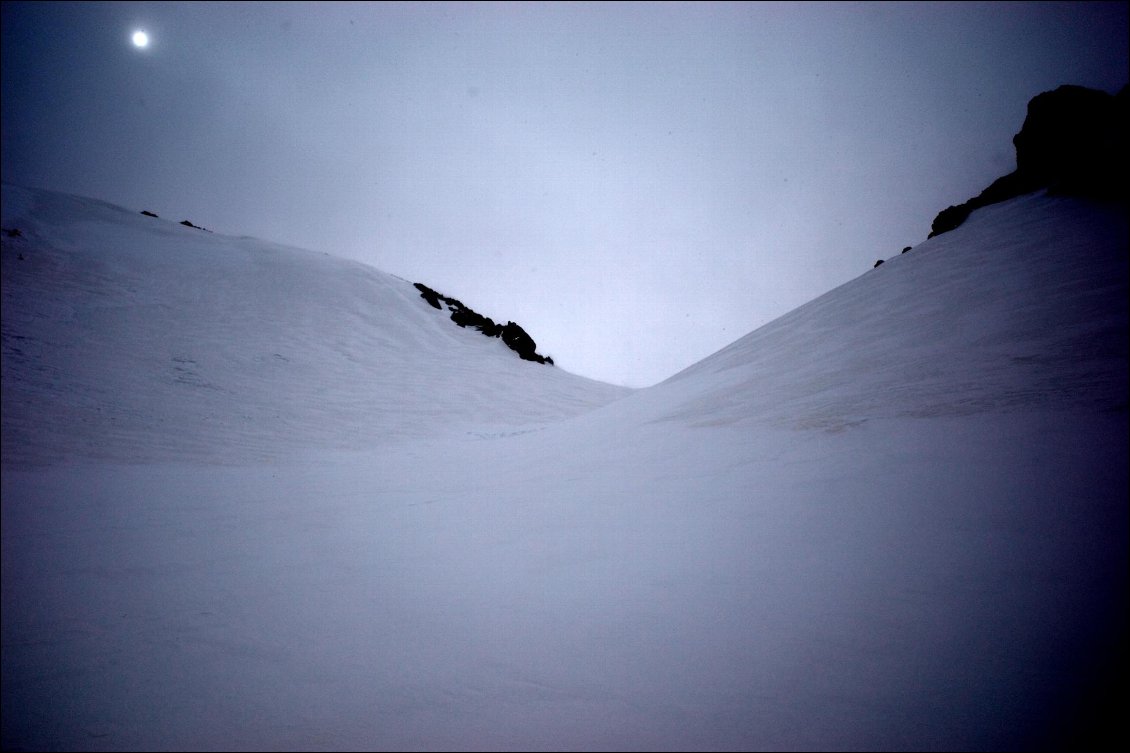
[131,30,149,48]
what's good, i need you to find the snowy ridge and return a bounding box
[1,184,631,465]
[2,184,1127,751]
[632,192,1127,430]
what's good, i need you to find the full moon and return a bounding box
[131,30,149,48]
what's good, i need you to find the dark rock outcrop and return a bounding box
[450,308,503,337]
[929,84,1127,238]
[140,210,159,218]
[1013,84,1126,196]
[413,282,553,365]
[501,321,544,363]
[414,282,442,309]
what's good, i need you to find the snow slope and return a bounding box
[0,185,630,466]
[2,185,1127,751]
[624,191,1128,429]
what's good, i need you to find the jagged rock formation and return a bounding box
[413,282,554,365]
[929,84,1127,238]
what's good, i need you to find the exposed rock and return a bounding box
[413,282,553,365]
[501,321,547,363]
[1013,84,1126,196]
[413,282,442,309]
[873,259,885,268]
[930,203,976,238]
[450,308,503,337]
[140,210,159,218]
[928,84,1127,238]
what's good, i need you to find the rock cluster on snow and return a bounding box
[413,282,554,365]
[929,84,1127,238]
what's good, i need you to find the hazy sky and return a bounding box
[3,2,1127,386]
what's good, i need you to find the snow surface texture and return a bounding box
[0,186,629,467]
[2,184,1127,751]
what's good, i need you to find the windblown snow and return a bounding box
[2,184,1126,751]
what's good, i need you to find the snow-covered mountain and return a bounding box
[0,185,629,466]
[638,191,1128,428]
[2,183,1126,751]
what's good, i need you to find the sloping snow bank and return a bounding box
[2,187,1126,750]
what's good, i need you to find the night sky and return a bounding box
[3,1,1127,386]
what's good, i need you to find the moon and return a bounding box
[132,30,149,48]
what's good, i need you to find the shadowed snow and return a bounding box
[2,185,1126,751]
